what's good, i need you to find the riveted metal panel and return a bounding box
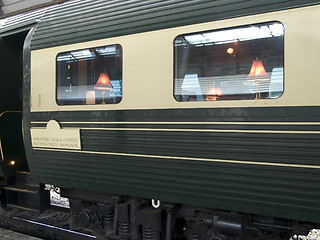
[30,0,320,50]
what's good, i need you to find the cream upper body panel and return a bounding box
[30,4,320,112]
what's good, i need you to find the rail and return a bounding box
[0,208,95,240]
[0,111,22,161]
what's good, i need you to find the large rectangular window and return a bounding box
[174,22,284,101]
[56,44,122,105]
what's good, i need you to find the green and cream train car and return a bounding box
[2,0,320,239]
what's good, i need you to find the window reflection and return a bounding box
[174,22,284,101]
[56,45,122,105]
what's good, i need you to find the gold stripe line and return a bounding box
[30,121,320,134]
[33,147,320,169]
[30,121,320,125]
[78,127,320,134]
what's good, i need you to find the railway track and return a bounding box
[0,208,95,240]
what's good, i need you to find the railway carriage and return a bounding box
[1,0,320,239]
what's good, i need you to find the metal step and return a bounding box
[4,185,38,194]
[5,171,50,212]
[6,203,38,212]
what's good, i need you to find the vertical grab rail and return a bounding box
[0,111,22,162]
[0,137,4,161]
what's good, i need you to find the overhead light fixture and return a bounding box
[226,47,234,55]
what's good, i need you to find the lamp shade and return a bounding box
[181,74,202,95]
[205,87,223,101]
[207,87,223,96]
[247,60,269,82]
[95,73,113,90]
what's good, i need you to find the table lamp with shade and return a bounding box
[95,72,113,104]
[247,59,269,99]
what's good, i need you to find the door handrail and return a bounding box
[0,110,22,118]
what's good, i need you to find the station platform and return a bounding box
[0,228,43,240]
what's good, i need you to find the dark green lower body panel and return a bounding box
[26,106,320,224]
[32,149,320,223]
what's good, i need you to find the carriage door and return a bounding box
[0,31,28,177]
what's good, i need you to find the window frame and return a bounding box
[55,44,123,106]
[173,21,285,103]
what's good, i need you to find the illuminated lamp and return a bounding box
[205,87,223,101]
[247,59,269,99]
[226,47,234,55]
[95,72,113,90]
[95,72,113,104]
[9,160,16,166]
[247,59,269,81]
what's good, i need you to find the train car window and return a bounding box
[56,44,122,105]
[174,22,284,102]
